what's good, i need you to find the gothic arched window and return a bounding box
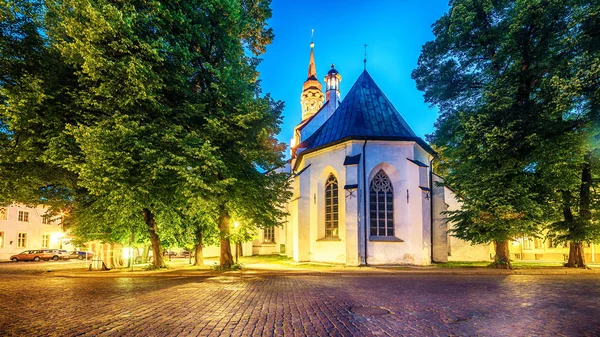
[325,174,339,237]
[369,170,394,237]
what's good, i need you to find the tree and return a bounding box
[543,2,600,268]
[0,0,77,211]
[3,0,289,271]
[413,0,584,268]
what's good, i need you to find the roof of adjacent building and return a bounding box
[295,70,434,156]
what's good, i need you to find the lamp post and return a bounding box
[59,212,64,249]
[234,222,239,263]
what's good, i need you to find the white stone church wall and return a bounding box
[301,144,350,264]
[363,141,432,265]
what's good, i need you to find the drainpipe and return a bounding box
[429,155,437,263]
[362,139,368,266]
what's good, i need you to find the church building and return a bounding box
[252,41,493,265]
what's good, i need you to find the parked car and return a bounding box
[10,250,51,262]
[163,251,178,257]
[68,251,94,260]
[44,249,69,261]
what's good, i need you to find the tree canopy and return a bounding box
[0,0,289,268]
[413,0,599,268]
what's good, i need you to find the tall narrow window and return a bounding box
[42,217,49,225]
[42,234,50,248]
[325,174,339,237]
[18,233,27,248]
[369,170,394,237]
[18,211,29,222]
[0,208,6,220]
[0,231,4,247]
[264,227,275,243]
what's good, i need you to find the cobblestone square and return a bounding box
[0,263,599,336]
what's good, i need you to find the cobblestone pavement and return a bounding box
[0,258,89,274]
[0,272,599,337]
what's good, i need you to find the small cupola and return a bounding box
[325,64,342,93]
[324,64,342,111]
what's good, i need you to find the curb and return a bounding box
[43,267,600,278]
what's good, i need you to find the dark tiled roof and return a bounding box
[296,70,434,155]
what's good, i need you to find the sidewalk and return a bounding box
[45,258,600,278]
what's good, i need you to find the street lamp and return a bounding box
[234,222,239,263]
[59,212,65,249]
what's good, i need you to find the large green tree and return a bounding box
[542,1,600,268]
[2,0,286,270]
[413,0,593,268]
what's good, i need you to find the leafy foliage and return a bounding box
[1,0,289,268]
[413,0,599,267]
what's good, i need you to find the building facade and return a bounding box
[0,204,70,260]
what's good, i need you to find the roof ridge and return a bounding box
[295,70,431,158]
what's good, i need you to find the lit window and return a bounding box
[0,208,6,220]
[264,227,275,243]
[370,170,394,237]
[18,211,29,222]
[325,174,339,237]
[18,233,27,248]
[42,234,50,248]
[0,231,4,247]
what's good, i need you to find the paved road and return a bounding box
[0,265,599,337]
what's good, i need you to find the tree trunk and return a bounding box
[566,152,592,269]
[194,230,204,267]
[218,206,234,269]
[566,242,587,268]
[493,240,512,269]
[142,208,166,268]
[579,151,592,220]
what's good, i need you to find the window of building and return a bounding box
[324,174,339,237]
[0,231,4,247]
[523,237,533,250]
[369,170,394,237]
[534,238,543,249]
[264,227,274,243]
[0,208,6,220]
[18,210,29,222]
[18,233,27,248]
[42,234,50,248]
[42,216,49,225]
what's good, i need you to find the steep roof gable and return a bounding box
[296,70,433,155]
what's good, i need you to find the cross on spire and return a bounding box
[363,44,368,70]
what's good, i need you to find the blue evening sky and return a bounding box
[256,0,450,152]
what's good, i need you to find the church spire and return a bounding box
[307,41,317,78]
[300,33,324,121]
